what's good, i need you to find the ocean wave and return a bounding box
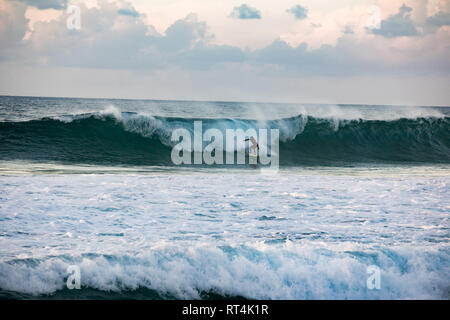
[0,243,448,299]
[0,109,449,166]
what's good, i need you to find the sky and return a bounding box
[0,0,449,105]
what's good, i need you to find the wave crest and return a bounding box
[1,110,449,165]
[0,243,448,299]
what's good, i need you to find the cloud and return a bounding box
[426,11,450,27]
[229,4,261,20]
[159,13,211,53]
[342,25,354,34]
[7,2,241,71]
[17,1,158,69]
[0,0,449,80]
[14,0,68,10]
[0,0,29,59]
[370,4,417,38]
[117,8,140,18]
[252,39,368,76]
[1,0,450,105]
[286,5,308,20]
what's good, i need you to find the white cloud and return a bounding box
[1,0,449,75]
[370,4,418,38]
[426,10,450,26]
[14,0,68,10]
[286,4,308,20]
[0,0,29,59]
[0,0,449,104]
[229,4,261,20]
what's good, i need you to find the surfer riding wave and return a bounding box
[245,136,259,154]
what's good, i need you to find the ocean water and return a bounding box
[0,96,449,299]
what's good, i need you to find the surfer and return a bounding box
[245,136,259,154]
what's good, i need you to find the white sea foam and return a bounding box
[49,103,447,149]
[0,172,448,298]
[0,242,447,299]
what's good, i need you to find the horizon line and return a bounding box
[0,94,448,108]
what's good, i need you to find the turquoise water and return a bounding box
[1,97,449,167]
[0,96,449,299]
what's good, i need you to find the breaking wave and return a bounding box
[0,110,449,166]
